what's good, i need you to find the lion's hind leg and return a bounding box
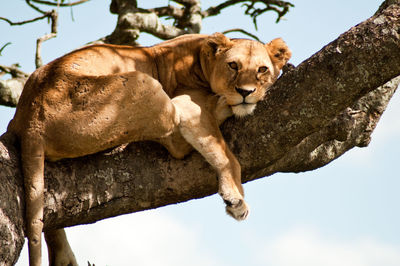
[21,136,45,266]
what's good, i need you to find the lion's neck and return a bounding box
[151,35,211,97]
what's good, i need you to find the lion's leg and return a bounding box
[44,229,78,266]
[21,137,45,266]
[172,95,249,220]
[158,130,193,159]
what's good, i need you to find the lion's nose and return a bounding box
[235,87,255,98]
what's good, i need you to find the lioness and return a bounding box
[8,33,291,265]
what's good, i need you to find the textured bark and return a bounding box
[1,1,400,264]
[0,65,29,108]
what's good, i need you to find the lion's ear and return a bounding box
[205,32,233,55]
[266,38,292,70]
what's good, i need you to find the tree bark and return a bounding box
[0,65,28,107]
[1,1,400,264]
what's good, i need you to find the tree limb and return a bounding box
[106,0,193,44]
[1,1,400,264]
[0,65,29,107]
[42,0,400,226]
[105,0,292,45]
[148,6,185,20]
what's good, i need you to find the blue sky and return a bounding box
[1,0,400,265]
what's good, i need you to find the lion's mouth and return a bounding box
[230,101,254,107]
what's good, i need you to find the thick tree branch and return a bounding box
[0,65,29,107]
[105,0,291,45]
[106,0,192,44]
[256,76,400,176]
[1,1,400,264]
[43,0,400,225]
[149,6,185,20]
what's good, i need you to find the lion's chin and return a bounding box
[231,103,256,118]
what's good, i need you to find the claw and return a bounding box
[225,199,250,221]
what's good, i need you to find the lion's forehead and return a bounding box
[226,41,272,68]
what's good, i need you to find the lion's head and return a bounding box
[201,33,291,117]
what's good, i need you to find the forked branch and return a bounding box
[106,0,292,45]
[202,0,294,27]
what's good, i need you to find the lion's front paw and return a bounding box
[224,198,250,221]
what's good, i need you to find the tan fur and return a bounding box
[8,33,291,265]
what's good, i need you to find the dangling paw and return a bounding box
[224,198,250,221]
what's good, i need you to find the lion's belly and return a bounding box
[23,71,178,161]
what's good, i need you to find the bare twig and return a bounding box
[25,0,47,14]
[202,0,293,28]
[1,2,60,69]
[31,0,90,7]
[0,12,50,26]
[35,9,58,68]
[0,42,11,56]
[222,28,261,42]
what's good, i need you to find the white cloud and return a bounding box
[16,211,221,266]
[256,226,400,266]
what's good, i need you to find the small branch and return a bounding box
[35,10,58,68]
[25,0,47,14]
[0,64,29,79]
[1,2,60,69]
[0,64,29,107]
[222,28,261,42]
[242,0,292,28]
[31,0,90,7]
[0,42,11,56]
[202,0,294,28]
[35,33,57,68]
[0,12,50,26]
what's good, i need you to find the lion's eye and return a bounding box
[258,66,268,73]
[228,62,238,70]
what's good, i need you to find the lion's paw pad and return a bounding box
[224,199,249,221]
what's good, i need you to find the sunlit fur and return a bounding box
[207,37,291,120]
[8,33,291,266]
